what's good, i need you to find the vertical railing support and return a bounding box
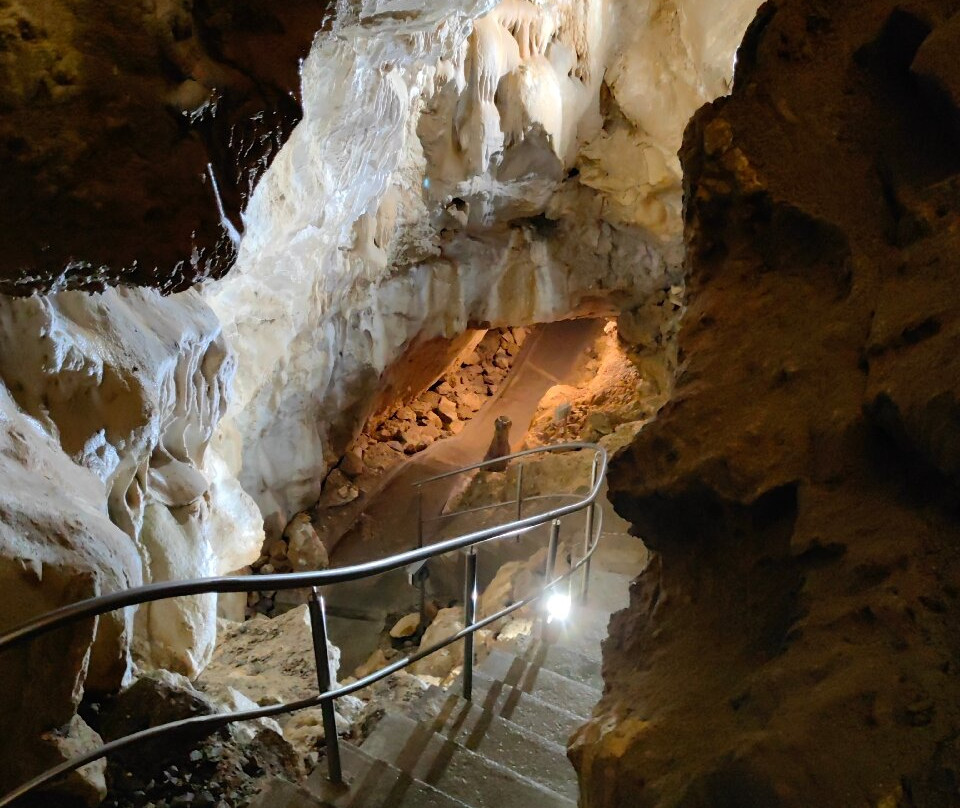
[308,587,342,784]
[581,454,599,604]
[416,485,426,626]
[545,519,561,582]
[515,463,524,521]
[462,549,478,701]
[514,463,524,541]
[416,485,424,549]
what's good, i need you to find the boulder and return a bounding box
[395,406,417,422]
[411,391,441,416]
[285,516,330,572]
[98,670,220,766]
[37,716,107,807]
[411,608,464,679]
[198,606,341,707]
[338,451,365,479]
[458,390,485,412]
[400,424,441,453]
[283,700,362,760]
[422,410,444,430]
[389,613,422,639]
[362,443,403,472]
[436,396,459,424]
[354,648,391,680]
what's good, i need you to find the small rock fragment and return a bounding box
[389,613,421,639]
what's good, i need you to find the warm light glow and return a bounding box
[546,592,572,623]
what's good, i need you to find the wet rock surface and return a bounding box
[0,0,331,294]
[574,2,960,806]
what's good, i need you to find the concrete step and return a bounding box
[446,671,584,746]
[304,741,473,808]
[398,683,578,800]
[496,637,603,692]
[546,604,612,663]
[582,566,636,614]
[248,777,327,808]
[477,649,601,719]
[360,712,575,808]
[591,526,647,560]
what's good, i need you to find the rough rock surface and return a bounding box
[526,319,668,446]
[198,608,341,707]
[573,2,960,806]
[0,0,332,294]
[93,670,305,808]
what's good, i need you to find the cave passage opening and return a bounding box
[226,315,655,679]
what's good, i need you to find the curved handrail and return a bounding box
[0,441,606,807]
[414,440,600,485]
[0,511,604,808]
[423,492,583,524]
[0,443,604,652]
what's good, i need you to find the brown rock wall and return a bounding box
[572,2,960,806]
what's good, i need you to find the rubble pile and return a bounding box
[352,327,529,469]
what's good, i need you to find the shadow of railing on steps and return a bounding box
[0,442,606,807]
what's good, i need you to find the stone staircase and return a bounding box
[248,602,619,808]
[248,522,643,808]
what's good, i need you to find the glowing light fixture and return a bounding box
[546,592,572,623]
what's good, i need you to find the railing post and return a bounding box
[462,549,478,701]
[416,485,426,627]
[515,463,524,521]
[416,485,424,549]
[308,588,342,784]
[545,519,561,582]
[514,463,524,541]
[581,454,599,604]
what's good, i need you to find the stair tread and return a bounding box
[248,777,328,808]
[399,683,577,799]
[496,637,604,692]
[477,649,601,718]
[361,712,576,808]
[452,671,585,745]
[582,566,636,613]
[305,742,472,808]
[547,604,612,662]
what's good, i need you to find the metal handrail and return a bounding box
[0,441,606,807]
[422,493,582,524]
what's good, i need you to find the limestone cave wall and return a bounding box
[572,1,960,805]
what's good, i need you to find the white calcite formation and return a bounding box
[0,287,267,794]
[0,380,140,796]
[206,0,762,536]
